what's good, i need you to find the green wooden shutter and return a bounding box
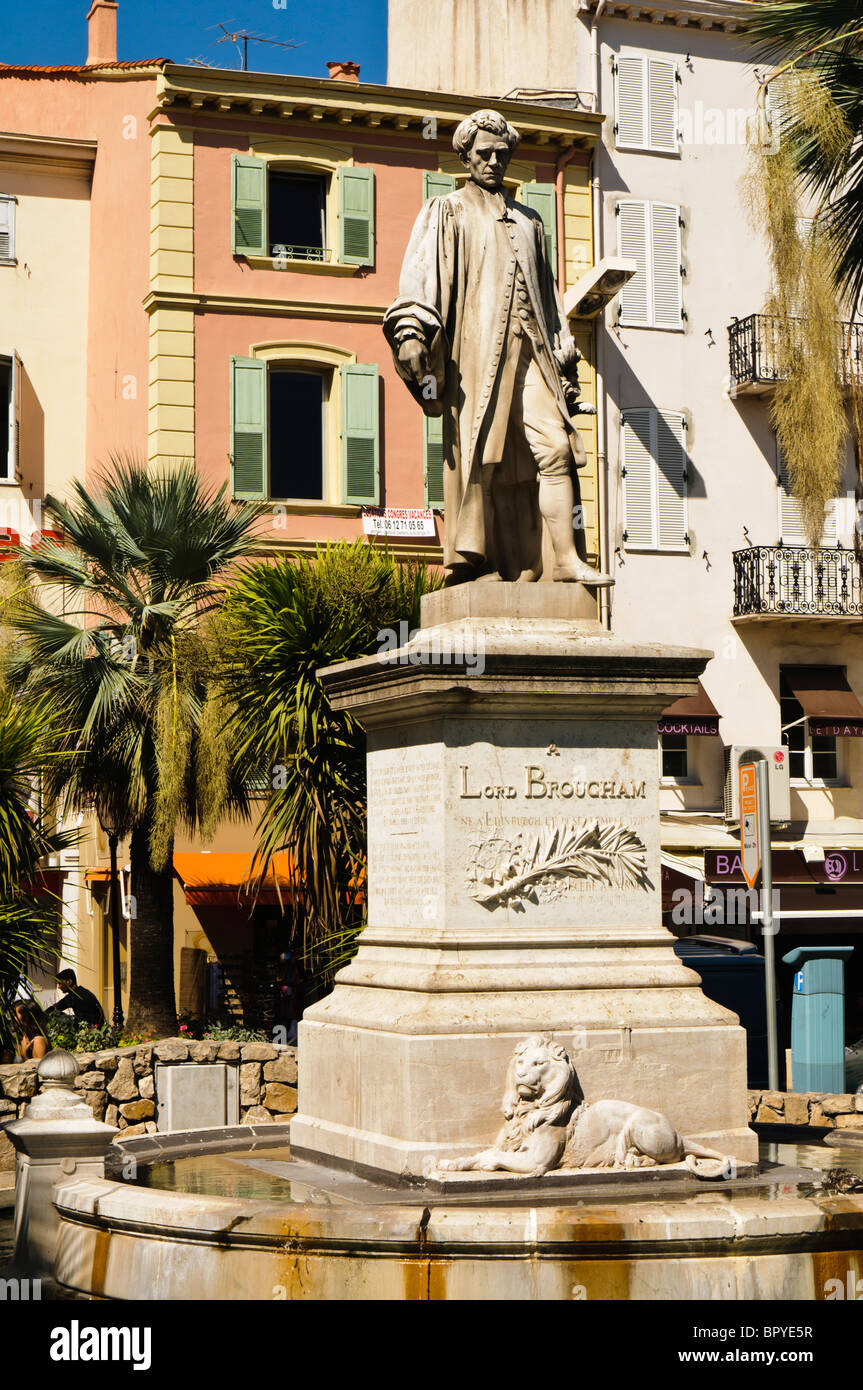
[422,170,456,201]
[341,363,379,503]
[622,408,655,548]
[232,155,267,257]
[522,182,557,272]
[11,351,20,481]
[230,356,267,499]
[615,55,646,148]
[424,413,445,509]
[338,166,375,266]
[656,411,688,549]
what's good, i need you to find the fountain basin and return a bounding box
[47,1125,863,1300]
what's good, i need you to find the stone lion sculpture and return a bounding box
[438,1035,577,1177]
[436,1034,732,1179]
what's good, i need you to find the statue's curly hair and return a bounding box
[452,108,520,160]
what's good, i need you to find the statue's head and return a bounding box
[452,108,520,192]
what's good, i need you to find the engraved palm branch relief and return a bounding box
[466,819,653,909]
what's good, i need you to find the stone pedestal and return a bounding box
[291,584,757,1178]
[4,1050,117,1272]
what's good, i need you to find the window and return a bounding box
[270,370,326,499]
[230,355,379,505]
[0,196,15,263]
[780,672,840,783]
[614,54,679,153]
[660,732,688,780]
[0,354,18,483]
[232,156,374,266]
[776,444,839,545]
[269,170,328,261]
[622,407,688,550]
[617,200,683,329]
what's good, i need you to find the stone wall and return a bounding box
[0,1038,298,1169]
[748,1089,863,1129]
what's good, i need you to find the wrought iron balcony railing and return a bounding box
[733,545,863,618]
[728,314,863,393]
[269,244,332,262]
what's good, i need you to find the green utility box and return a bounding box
[782,945,853,1094]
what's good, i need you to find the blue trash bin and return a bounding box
[781,945,854,1094]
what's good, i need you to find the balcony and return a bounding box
[728,314,863,395]
[733,545,863,622]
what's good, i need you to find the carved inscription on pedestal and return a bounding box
[368,754,443,923]
[459,760,653,911]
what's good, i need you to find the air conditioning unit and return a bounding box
[723,745,791,825]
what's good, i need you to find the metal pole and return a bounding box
[751,758,780,1166]
[108,833,124,1029]
[754,759,780,1092]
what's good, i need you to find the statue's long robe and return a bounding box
[383,179,583,570]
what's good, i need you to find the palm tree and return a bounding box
[0,688,76,1052]
[745,2,863,545]
[749,1,863,306]
[217,541,442,996]
[8,460,264,1036]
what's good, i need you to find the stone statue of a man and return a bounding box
[383,108,613,587]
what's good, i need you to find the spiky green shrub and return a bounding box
[217,540,442,997]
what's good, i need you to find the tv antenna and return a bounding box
[205,21,300,71]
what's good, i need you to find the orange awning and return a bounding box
[84,868,112,884]
[172,851,300,909]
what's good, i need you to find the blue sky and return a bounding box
[3,0,388,84]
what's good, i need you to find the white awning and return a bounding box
[660,852,705,882]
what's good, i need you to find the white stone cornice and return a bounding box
[580,0,752,31]
[154,66,604,147]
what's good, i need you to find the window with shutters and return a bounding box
[0,356,17,483]
[268,169,329,261]
[621,407,689,552]
[231,152,374,269]
[0,196,15,264]
[617,200,683,329]
[615,54,679,154]
[776,443,839,545]
[230,351,379,507]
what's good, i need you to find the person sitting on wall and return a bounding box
[10,1001,50,1061]
[44,969,106,1027]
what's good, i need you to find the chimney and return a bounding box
[326,61,360,83]
[87,0,119,66]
